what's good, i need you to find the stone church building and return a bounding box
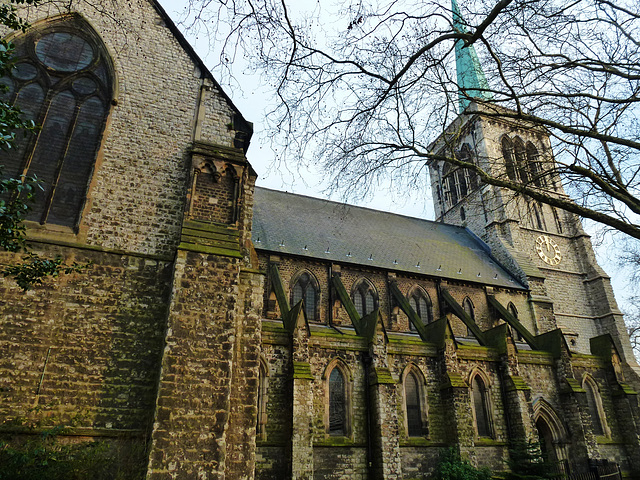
[1,1,640,479]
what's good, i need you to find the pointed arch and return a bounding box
[462,296,475,337]
[351,278,378,318]
[407,286,433,329]
[582,375,609,437]
[513,136,529,184]
[526,141,545,187]
[290,269,321,322]
[323,358,352,436]
[533,398,569,466]
[2,14,114,229]
[507,302,524,341]
[501,135,517,181]
[469,369,493,438]
[402,364,428,437]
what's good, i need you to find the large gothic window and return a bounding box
[0,17,113,228]
[404,369,428,437]
[501,136,518,182]
[291,271,319,321]
[583,376,608,437]
[352,279,377,318]
[463,297,475,337]
[409,288,433,330]
[526,142,545,187]
[328,366,347,435]
[442,143,478,210]
[471,374,492,438]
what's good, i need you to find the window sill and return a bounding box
[475,438,507,446]
[314,436,360,447]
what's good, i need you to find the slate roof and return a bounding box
[252,187,525,290]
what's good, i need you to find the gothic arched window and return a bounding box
[471,374,492,437]
[463,297,475,337]
[291,271,319,321]
[508,302,524,342]
[441,144,478,210]
[352,279,377,318]
[404,369,428,437]
[526,142,544,187]
[409,288,433,330]
[0,16,113,229]
[501,136,518,182]
[583,376,608,437]
[328,366,347,435]
[513,137,529,184]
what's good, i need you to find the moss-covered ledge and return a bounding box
[314,436,365,447]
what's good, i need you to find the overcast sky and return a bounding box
[158,0,633,313]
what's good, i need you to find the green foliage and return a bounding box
[505,440,555,480]
[0,423,147,480]
[433,448,492,480]
[3,253,86,290]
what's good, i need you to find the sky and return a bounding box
[157,0,634,315]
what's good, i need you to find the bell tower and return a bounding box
[428,0,635,364]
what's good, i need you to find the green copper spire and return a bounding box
[452,0,492,112]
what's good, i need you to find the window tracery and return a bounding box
[1,16,113,228]
[291,271,319,321]
[442,143,478,210]
[352,279,377,318]
[408,288,433,330]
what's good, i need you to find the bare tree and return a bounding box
[178,0,640,238]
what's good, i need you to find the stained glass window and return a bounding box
[1,19,112,228]
[329,368,346,435]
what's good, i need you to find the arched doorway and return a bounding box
[533,400,569,475]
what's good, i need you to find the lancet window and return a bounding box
[291,271,319,321]
[409,288,433,330]
[352,279,377,317]
[404,368,428,437]
[442,143,478,209]
[471,373,492,438]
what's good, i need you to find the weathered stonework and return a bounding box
[2,2,640,480]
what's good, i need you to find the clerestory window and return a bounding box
[352,279,377,318]
[408,288,433,330]
[291,271,319,321]
[0,16,113,229]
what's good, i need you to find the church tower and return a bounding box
[428,0,635,365]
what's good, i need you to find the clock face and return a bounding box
[535,235,562,265]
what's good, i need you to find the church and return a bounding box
[1,1,640,479]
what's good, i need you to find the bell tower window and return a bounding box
[0,17,113,229]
